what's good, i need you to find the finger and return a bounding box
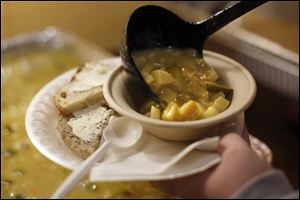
[241,126,251,146]
[218,133,249,156]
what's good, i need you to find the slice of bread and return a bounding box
[54,61,112,116]
[57,105,114,159]
[57,114,99,159]
[54,60,117,159]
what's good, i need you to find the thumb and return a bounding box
[218,133,250,156]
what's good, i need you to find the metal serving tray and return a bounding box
[206,27,299,100]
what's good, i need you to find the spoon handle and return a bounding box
[51,142,109,199]
[202,1,268,38]
[154,137,219,174]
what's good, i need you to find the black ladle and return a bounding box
[120,1,267,108]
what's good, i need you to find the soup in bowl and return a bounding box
[132,48,233,122]
[104,50,256,141]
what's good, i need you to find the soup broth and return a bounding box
[132,48,233,121]
[1,45,169,198]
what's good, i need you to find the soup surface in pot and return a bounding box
[1,45,169,198]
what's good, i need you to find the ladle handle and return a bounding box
[51,142,109,199]
[202,1,267,38]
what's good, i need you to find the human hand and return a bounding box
[151,129,272,199]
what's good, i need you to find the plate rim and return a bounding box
[25,68,78,170]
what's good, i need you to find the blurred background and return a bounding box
[1,1,299,199]
[1,1,299,53]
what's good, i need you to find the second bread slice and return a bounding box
[54,61,112,116]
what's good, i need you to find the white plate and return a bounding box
[25,57,245,181]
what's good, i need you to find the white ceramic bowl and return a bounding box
[103,51,256,141]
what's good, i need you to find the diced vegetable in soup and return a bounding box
[132,48,233,121]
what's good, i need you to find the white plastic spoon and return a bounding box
[152,136,219,174]
[51,117,143,199]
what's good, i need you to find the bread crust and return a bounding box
[54,86,104,116]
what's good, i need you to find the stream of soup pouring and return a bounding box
[132,48,233,121]
[1,45,170,198]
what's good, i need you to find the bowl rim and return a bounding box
[104,50,256,128]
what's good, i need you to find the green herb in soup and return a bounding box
[132,48,233,121]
